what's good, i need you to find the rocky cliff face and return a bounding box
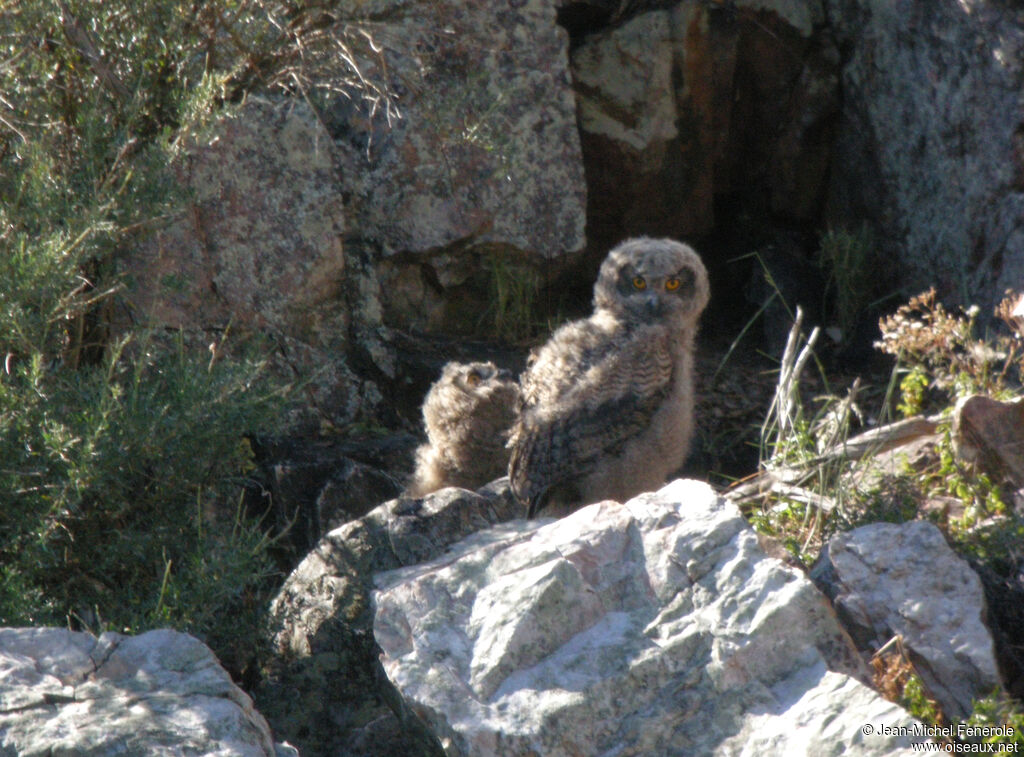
[572,1,838,253]
[119,0,1024,430]
[825,0,1024,313]
[86,5,1024,751]
[327,0,587,338]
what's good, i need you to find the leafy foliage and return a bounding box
[876,288,1022,414]
[0,333,282,633]
[964,692,1024,748]
[901,674,945,726]
[0,1,395,667]
[742,288,1024,734]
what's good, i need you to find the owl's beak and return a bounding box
[642,294,665,318]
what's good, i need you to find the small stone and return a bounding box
[954,394,1024,489]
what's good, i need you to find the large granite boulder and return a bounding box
[826,0,1024,313]
[811,520,1003,720]
[123,0,588,427]
[372,479,924,756]
[0,627,294,756]
[326,0,587,335]
[258,480,523,756]
[121,96,367,428]
[330,0,585,260]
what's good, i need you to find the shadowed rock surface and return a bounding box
[258,480,522,756]
[572,0,838,254]
[825,0,1024,314]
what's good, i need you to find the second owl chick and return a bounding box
[407,361,520,497]
[508,236,710,517]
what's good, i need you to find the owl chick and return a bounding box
[407,360,521,497]
[509,237,710,517]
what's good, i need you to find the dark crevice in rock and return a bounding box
[565,3,842,347]
[247,434,413,566]
[971,559,1024,699]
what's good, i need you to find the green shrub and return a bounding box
[0,1,362,666]
[901,674,944,725]
[0,331,284,642]
[963,692,1024,748]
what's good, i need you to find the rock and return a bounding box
[373,479,922,756]
[716,664,923,756]
[332,0,586,258]
[953,394,1024,489]
[257,479,522,756]
[346,711,439,757]
[825,1,1024,313]
[126,97,345,334]
[573,11,693,241]
[1010,293,1024,336]
[971,558,1024,701]
[0,627,295,756]
[249,433,414,560]
[953,394,1024,697]
[572,2,838,253]
[811,520,1002,720]
[122,96,372,429]
[123,0,589,422]
[268,479,521,660]
[316,460,404,526]
[326,0,587,334]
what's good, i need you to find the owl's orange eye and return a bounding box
[665,277,681,291]
[466,371,482,387]
[632,276,647,291]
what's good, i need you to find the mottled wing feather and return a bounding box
[510,329,673,516]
